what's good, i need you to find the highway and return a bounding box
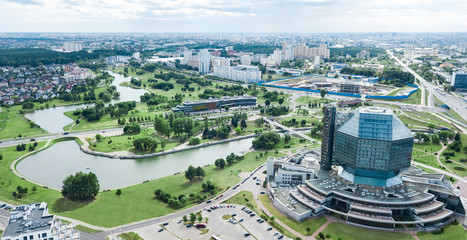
[387,50,467,124]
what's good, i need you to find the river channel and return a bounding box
[16,138,254,190]
[24,72,148,133]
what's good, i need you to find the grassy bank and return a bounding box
[319,222,413,240]
[88,129,179,154]
[0,138,295,227]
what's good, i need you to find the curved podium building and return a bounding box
[266,107,465,231]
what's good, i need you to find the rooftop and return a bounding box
[306,169,456,205]
[337,107,413,141]
[2,202,54,238]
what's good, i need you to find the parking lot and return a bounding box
[133,203,287,240]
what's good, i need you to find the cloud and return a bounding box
[2,0,42,5]
[0,0,465,32]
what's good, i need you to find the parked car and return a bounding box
[244,233,251,237]
[158,228,164,232]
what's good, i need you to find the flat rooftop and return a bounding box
[3,203,53,238]
[307,169,456,205]
[271,186,311,215]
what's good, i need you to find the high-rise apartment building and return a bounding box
[198,49,211,74]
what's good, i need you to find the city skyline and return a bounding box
[0,0,466,33]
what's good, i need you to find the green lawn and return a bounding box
[382,89,421,105]
[398,115,438,129]
[417,222,466,240]
[447,109,466,123]
[89,129,179,154]
[118,232,144,240]
[295,96,336,106]
[319,222,414,240]
[223,191,260,214]
[0,105,47,140]
[413,143,443,153]
[404,112,455,131]
[386,86,410,96]
[74,225,102,234]
[413,155,444,171]
[0,139,288,228]
[280,116,320,127]
[64,102,166,132]
[258,195,327,236]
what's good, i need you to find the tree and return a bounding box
[240,120,247,129]
[185,165,196,181]
[123,123,141,134]
[190,213,196,224]
[195,166,205,178]
[215,158,226,169]
[61,172,100,201]
[116,189,122,196]
[202,181,215,192]
[182,215,188,223]
[95,134,103,142]
[427,123,436,130]
[305,227,311,235]
[252,132,281,149]
[320,89,327,98]
[0,154,3,160]
[278,98,284,105]
[255,117,264,127]
[455,132,461,141]
[197,215,203,222]
[431,134,440,144]
[265,100,271,107]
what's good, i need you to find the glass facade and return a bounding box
[332,108,413,185]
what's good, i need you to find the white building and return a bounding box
[213,65,261,83]
[132,52,140,60]
[198,49,211,74]
[212,57,230,67]
[63,42,82,52]
[240,55,252,66]
[183,49,193,62]
[314,56,320,67]
[273,49,282,65]
[1,202,80,240]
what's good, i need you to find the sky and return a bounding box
[0,0,466,33]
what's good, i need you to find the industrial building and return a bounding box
[266,107,465,230]
[172,95,257,113]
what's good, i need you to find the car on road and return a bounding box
[30,138,36,141]
[206,200,212,204]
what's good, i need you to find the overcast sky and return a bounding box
[1,0,466,32]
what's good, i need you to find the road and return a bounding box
[264,118,318,143]
[387,50,467,124]
[101,164,267,239]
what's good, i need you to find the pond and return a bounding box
[16,138,254,189]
